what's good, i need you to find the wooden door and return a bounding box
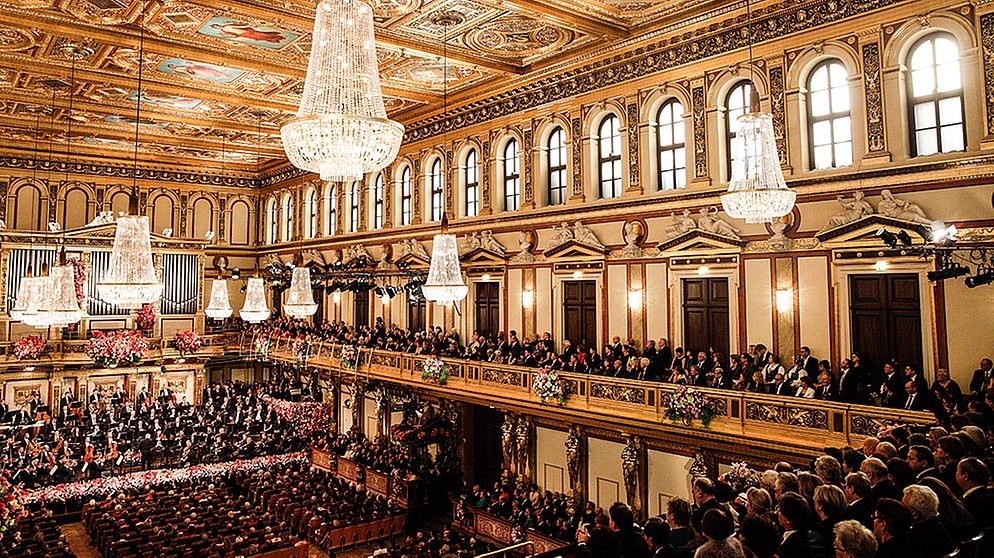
[468,404,506,490]
[475,282,501,340]
[563,280,598,347]
[353,289,369,328]
[682,278,730,356]
[850,274,922,372]
[408,297,426,332]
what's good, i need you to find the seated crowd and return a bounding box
[83,460,401,558]
[364,529,495,558]
[466,479,579,541]
[0,507,77,558]
[0,381,313,489]
[319,431,422,480]
[248,317,994,417]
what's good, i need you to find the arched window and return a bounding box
[306,188,318,239]
[430,158,443,222]
[656,100,686,190]
[14,185,43,231]
[230,200,250,245]
[907,33,965,156]
[192,198,213,239]
[400,166,412,225]
[372,173,384,229]
[503,139,520,211]
[266,197,277,244]
[726,81,752,178]
[152,195,173,236]
[281,193,293,242]
[349,182,360,233]
[327,185,337,236]
[465,149,479,217]
[807,60,852,169]
[548,127,567,205]
[598,115,622,198]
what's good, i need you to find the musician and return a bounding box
[137,387,151,409]
[0,398,8,423]
[89,388,101,407]
[158,385,173,403]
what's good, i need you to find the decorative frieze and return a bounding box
[981,13,994,136]
[0,157,261,189]
[692,86,707,178]
[862,42,886,153]
[768,66,788,166]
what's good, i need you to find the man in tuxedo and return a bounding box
[836,359,861,403]
[903,365,928,394]
[798,346,819,378]
[843,472,875,529]
[0,398,8,423]
[968,358,993,394]
[900,381,927,411]
[876,363,902,405]
[769,372,793,396]
[956,457,994,530]
[906,446,939,481]
[507,330,523,363]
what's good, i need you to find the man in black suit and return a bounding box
[836,359,861,403]
[906,445,939,481]
[753,344,769,370]
[691,477,723,534]
[608,502,650,558]
[769,372,793,396]
[956,457,994,530]
[843,472,875,529]
[799,346,820,379]
[902,484,954,558]
[968,358,993,394]
[899,381,927,411]
[903,365,928,394]
[861,458,902,502]
[777,492,825,558]
[873,498,915,558]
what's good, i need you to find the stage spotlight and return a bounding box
[965,271,994,288]
[239,284,247,294]
[231,267,241,280]
[927,265,969,282]
[876,228,898,249]
[896,230,913,247]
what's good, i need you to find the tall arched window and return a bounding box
[548,127,567,205]
[465,149,479,217]
[503,139,520,211]
[306,188,318,238]
[726,81,752,178]
[266,197,277,244]
[400,166,412,226]
[908,34,965,156]
[327,185,337,236]
[656,100,686,190]
[430,158,443,222]
[807,60,852,169]
[372,173,384,229]
[281,193,293,242]
[349,182,360,233]
[598,115,622,198]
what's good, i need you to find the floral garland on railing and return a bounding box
[12,335,47,360]
[85,330,149,368]
[664,386,715,427]
[388,416,455,447]
[67,257,86,306]
[291,337,310,365]
[260,395,330,437]
[136,303,156,331]
[718,461,761,493]
[532,367,566,406]
[422,357,448,385]
[172,330,202,356]
[340,345,357,369]
[0,470,26,542]
[254,335,271,358]
[24,452,307,505]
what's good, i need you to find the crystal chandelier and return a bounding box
[240,277,271,323]
[719,0,795,224]
[37,261,87,328]
[25,273,54,329]
[283,267,318,318]
[98,215,163,309]
[205,279,233,319]
[281,0,404,181]
[10,272,43,324]
[423,215,468,305]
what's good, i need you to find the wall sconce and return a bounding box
[381,293,390,304]
[775,289,792,313]
[572,270,583,279]
[697,266,709,276]
[874,260,889,272]
[522,290,534,308]
[628,290,642,309]
[481,273,491,282]
[332,291,341,304]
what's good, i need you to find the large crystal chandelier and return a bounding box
[98,215,163,309]
[423,215,468,305]
[37,261,87,328]
[240,277,271,323]
[281,0,404,181]
[10,272,43,324]
[25,273,54,329]
[205,279,233,319]
[719,0,795,224]
[283,267,318,318]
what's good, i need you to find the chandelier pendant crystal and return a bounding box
[10,269,41,323]
[240,277,271,323]
[283,267,318,318]
[98,214,164,309]
[36,258,87,328]
[281,0,404,182]
[422,214,469,305]
[205,279,233,319]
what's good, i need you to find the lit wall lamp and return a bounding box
[628,290,642,309]
[697,266,709,276]
[572,271,583,279]
[481,273,491,282]
[332,291,341,304]
[874,260,889,272]
[522,290,534,308]
[775,289,792,313]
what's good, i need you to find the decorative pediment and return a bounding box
[0,222,206,251]
[656,229,746,255]
[543,239,608,260]
[394,251,430,268]
[460,247,507,265]
[815,215,928,245]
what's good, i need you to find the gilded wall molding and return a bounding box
[981,13,994,136]
[692,85,707,178]
[0,157,261,189]
[570,116,583,198]
[861,42,886,153]
[626,100,641,192]
[768,65,788,166]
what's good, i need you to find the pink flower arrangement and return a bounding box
[291,337,310,365]
[85,330,149,368]
[718,461,760,493]
[422,357,447,385]
[665,386,716,427]
[340,345,357,369]
[260,395,330,437]
[254,335,271,357]
[67,257,86,306]
[0,470,26,541]
[172,330,202,356]
[12,335,46,360]
[136,303,156,330]
[532,367,566,406]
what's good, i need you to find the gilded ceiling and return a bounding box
[0,0,736,179]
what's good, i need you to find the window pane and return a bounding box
[940,124,964,152]
[810,90,830,116]
[936,63,962,92]
[831,85,850,112]
[809,66,828,91]
[835,142,853,167]
[934,37,958,64]
[833,117,852,142]
[916,129,938,155]
[660,150,674,171]
[938,97,962,125]
[914,103,937,129]
[658,123,673,146]
[673,118,685,143]
[910,42,933,69]
[812,120,832,145]
[829,63,847,85]
[813,145,834,169]
[911,68,934,97]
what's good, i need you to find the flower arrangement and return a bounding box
[389,423,419,446]
[12,335,47,360]
[0,470,26,542]
[664,386,716,427]
[67,257,86,306]
[254,335,271,358]
[340,345,358,369]
[172,330,202,356]
[532,367,566,406]
[260,395,330,437]
[389,417,455,447]
[136,303,156,331]
[291,337,310,365]
[85,330,149,368]
[719,461,761,493]
[422,357,448,385]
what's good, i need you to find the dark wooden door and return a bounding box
[475,282,501,340]
[682,278,730,356]
[353,289,369,328]
[468,404,505,490]
[313,288,324,326]
[850,274,922,372]
[408,297,426,332]
[563,280,598,347]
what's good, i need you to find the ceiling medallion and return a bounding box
[0,26,36,51]
[430,11,465,28]
[466,16,572,56]
[54,41,95,61]
[372,0,419,18]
